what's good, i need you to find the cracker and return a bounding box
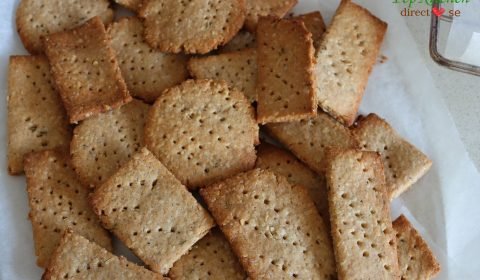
[43,230,165,280]
[393,215,441,279]
[188,49,257,103]
[245,0,298,31]
[91,148,215,274]
[326,149,400,279]
[24,150,111,268]
[145,79,259,190]
[256,143,329,227]
[314,1,387,126]
[113,0,143,11]
[43,17,132,124]
[256,17,316,123]
[16,0,113,54]
[7,55,71,175]
[169,229,246,280]
[108,17,188,103]
[265,111,358,174]
[139,0,246,54]
[353,113,432,199]
[220,30,256,53]
[296,11,326,50]
[70,99,149,188]
[200,169,336,279]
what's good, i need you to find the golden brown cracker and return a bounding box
[295,11,326,50]
[245,0,298,31]
[220,30,256,53]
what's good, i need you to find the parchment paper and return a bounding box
[1,0,479,279]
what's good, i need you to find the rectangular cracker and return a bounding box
[265,111,358,174]
[256,17,317,124]
[326,149,400,279]
[245,0,298,31]
[255,143,329,227]
[353,113,432,199]
[314,1,387,126]
[393,215,441,279]
[43,230,164,279]
[169,229,247,280]
[7,55,71,175]
[24,149,111,268]
[44,16,132,123]
[188,49,257,103]
[91,147,215,274]
[200,169,336,279]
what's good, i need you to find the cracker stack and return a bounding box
[7,0,441,279]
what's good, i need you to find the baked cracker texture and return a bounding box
[139,0,246,54]
[200,168,336,279]
[188,48,257,103]
[314,0,387,126]
[220,30,256,53]
[16,0,113,54]
[393,215,441,280]
[256,17,317,124]
[43,17,132,124]
[245,0,298,31]
[108,17,188,103]
[113,0,143,11]
[255,143,329,227]
[265,111,358,174]
[70,99,149,188]
[24,150,111,268]
[91,148,215,274]
[145,79,259,190]
[326,149,400,279]
[353,113,432,199]
[43,230,165,280]
[169,229,247,280]
[7,55,71,175]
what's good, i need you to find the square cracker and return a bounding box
[43,230,165,280]
[352,113,432,199]
[188,48,257,103]
[326,149,400,279]
[245,0,298,31]
[44,17,132,124]
[24,149,111,268]
[256,17,316,124]
[91,147,215,274]
[255,143,329,227]
[169,229,247,280]
[393,215,441,279]
[108,17,188,103]
[265,111,358,174]
[200,169,336,279]
[7,55,71,175]
[314,1,387,126]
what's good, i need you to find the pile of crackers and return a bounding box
[7,0,441,279]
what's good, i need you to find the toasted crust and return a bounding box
[16,0,113,54]
[139,0,246,54]
[314,1,387,126]
[144,79,259,190]
[244,0,298,31]
[200,169,336,279]
[169,229,247,280]
[91,148,215,274]
[7,55,71,175]
[265,111,358,174]
[24,150,111,268]
[70,99,149,188]
[256,17,317,124]
[188,48,257,103]
[393,215,441,280]
[326,149,400,279]
[353,113,432,199]
[255,143,329,227]
[43,230,164,280]
[108,17,188,103]
[43,17,132,123]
